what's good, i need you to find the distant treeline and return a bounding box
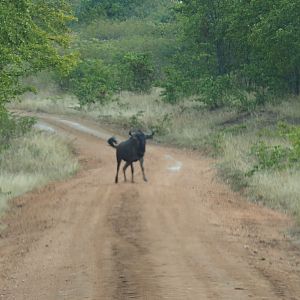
[62,0,300,111]
[58,0,176,106]
[161,0,300,110]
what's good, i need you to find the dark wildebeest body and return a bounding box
[107,130,153,183]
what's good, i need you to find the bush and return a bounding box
[278,122,300,162]
[249,123,300,175]
[249,142,289,175]
[160,67,188,104]
[66,59,117,107]
[0,108,35,151]
[119,52,155,93]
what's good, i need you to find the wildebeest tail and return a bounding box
[107,137,118,148]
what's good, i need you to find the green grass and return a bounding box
[0,131,78,215]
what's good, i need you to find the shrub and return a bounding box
[278,122,300,162]
[249,123,300,175]
[119,52,155,93]
[249,142,289,175]
[0,108,35,151]
[66,59,117,107]
[160,67,188,104]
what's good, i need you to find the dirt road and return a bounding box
[0,115,299,299]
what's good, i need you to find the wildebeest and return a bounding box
[107,130,154,183]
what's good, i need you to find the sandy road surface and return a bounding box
[0,115,300,299]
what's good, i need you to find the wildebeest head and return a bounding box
[129,129,154,155]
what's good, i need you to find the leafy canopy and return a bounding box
[162,0,300,109]
[0,0,77,106]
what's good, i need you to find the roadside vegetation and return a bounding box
[0,109,78,215]
[0,1,78,215]
[0,129,78,214]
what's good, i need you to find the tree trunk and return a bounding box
[216,40,226,75]
[294,67,299,95]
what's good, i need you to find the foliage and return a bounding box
[66,59,117,107]
[0,0,77,107]
[198,75,248,110]
[161,66,191,104]
[249,122,300,175]
[61,51,155,107]
[76,0,174,22]
[162,0,300,107]
[219,164,249,192]
[249,142,289,174]
[119,52,155,93]
[76,0,141,21]
[0,109,36,151]
[62,2,177,103]
[278,122,300,162]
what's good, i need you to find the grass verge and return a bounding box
[0,131,78,215]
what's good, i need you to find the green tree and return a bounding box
[76,0,141,21]
[0,0,77,108]
[76,0,174,22]
[119,52,155,93]
[249,0,300,95]
[162,0,300,107]
[67,59,117,107]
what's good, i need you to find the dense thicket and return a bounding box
[0,0,76,107]
[60,0,176,105]
[162,0,300,110]
[0,0,76,143]
[75,0,174,22]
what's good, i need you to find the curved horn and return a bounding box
[129,130,138,137]
[145,129,154,139]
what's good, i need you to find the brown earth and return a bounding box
[0,115,300,300]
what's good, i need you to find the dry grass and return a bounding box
[267,96,300,122]
[250,171,300,218]
[9,92,78,114]
[11,87,300,221]
[0,131,78,215]
[8,72,79,114]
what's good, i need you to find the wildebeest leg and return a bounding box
[139,157,147,182]
[115,159,121,184]
[130,163,134,183]
[123,161,130,182]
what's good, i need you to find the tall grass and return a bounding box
[8,72,79,114]
[0,131,78,214]
[251,171,300,215]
